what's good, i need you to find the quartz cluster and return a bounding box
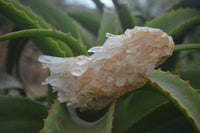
[38,26,174,110]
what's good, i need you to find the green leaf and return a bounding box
[191,25,200,43]
[47,85,57,106]
[14,0,74,57]
[77,27,95,49]
[170,16,200,43]
[0,29,88,56]
[0,0,66,57]
[145,9,200,71]
[0,95,48,133]
[113,86,168,133]
[42,101,115,133]
[19,0,90,48]
[170,0,200,10]
[19,0,80,39]
[112,0,136,31]
[91,0,104,13]
[68,12,100,36]
[144,8,200,43]
[179,69,200,89]
[9,0,75,57]
[4,26,29,93]
[145,8,200,33]
[150,70,200,132]
[4,0,51,29]
[124,102,194,133]
[5,35,28,74]
[97,8,119,46]
[150,117,196,133]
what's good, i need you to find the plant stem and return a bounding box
[0,29,88,56]
[174,44,200,52]
[1,29,200,54]
[112,0,136,31]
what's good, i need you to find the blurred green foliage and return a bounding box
[0,0,200,133]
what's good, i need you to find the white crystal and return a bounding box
[71,66,87,76]
[106,33,116,38]
[38,26,174,110]
[88,46,103,53]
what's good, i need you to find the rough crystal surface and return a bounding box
[38,26,174,110]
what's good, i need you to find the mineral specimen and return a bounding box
[38,26,174,110]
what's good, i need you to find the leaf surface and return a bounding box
[149,117,196,133]
[113,86,168,133]
[112,0,136,31]
[124,102,195,133]
[97,8,119,46]
[0,95,48,133]
[68,12,100,35]
[150,70,200,132]
[92,0,104,13]
[144,8,200,44]
[145,9,200,35]
[145,9,200,71]
[170,0,200,10]
[0,0,65,57]
[42,101,115,133]
[179,69,200,89]
[19,0,80,39]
